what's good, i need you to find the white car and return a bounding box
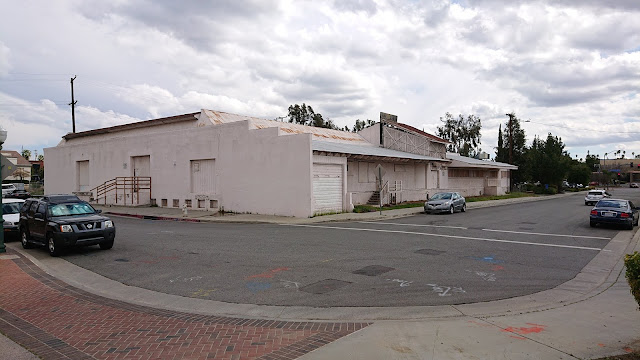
[2,184,17,195]
[584,190,610,206]
[2,198,24,238]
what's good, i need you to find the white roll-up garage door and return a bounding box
[313,164,343,214]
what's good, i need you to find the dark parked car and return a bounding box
[5,189,31,199]
[425,192,466,214]
[590,199,639,230]
[19,195,115,256]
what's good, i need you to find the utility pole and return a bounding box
[69,75,77,133]
[506,113,515,164]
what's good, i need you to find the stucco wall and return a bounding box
[45,120,313,217]
[448,177,485,197]
[347,160,443,205]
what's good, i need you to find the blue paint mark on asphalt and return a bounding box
[470,255,504,264]
[246,281,271,293]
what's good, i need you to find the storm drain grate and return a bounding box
[300,279,352,294]
[352,265,395,276]
[415,249,446,256]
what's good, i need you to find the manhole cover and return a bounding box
[415,249,445,256]
[352,265,395,276]
[114,258,129,262]
[300,279,351,294]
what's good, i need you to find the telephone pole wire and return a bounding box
[69,75,77,133]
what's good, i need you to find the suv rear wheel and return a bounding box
[21,229,32,249]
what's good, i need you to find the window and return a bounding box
[185,199,192,208]
[37,204,46,216]
[3,202,22,214]
[161,199,168,207]
[173,199,179,207]
[29,202,38,215]
[48,202,96,217]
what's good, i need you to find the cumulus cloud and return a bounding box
[0,0,639,160]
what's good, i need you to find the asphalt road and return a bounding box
[46,188,640,307]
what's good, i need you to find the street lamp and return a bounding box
[0,126,7,253]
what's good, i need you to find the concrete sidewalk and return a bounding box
[94,192,580,224]
[2,191,639,359]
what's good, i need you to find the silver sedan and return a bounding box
[424,192,466,214]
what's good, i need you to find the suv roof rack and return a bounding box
[41,194,82,204]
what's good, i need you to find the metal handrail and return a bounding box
[91,176,152,205]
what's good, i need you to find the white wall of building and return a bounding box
[45,120,314,217]
[346,160,448,205]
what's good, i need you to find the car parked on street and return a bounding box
[2,183,17,196]
[19,194,115,256]
[631,183,639,188]
[425,192,466,214]
[584,189,610,206]
[2,198,24,239]
[5,189,31,199]
[590,199,639,230]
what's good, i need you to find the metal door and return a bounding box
[131,156,151,177]
[313,164,343,214]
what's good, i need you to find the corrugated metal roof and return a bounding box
[446,152,518,169]
[313,141,448,162]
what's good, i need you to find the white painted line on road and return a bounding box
[360,221,611,240]
[283,224,609,252]
[480,228,611,240]
[360,221,468,230]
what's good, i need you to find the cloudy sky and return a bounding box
[1,0,639,161]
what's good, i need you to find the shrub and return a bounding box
[545,186,558,195]
[625,252,640,309]
[353,205,377,213]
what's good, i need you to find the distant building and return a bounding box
[0,150,32,182]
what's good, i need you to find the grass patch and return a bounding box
[353,201,424,213]
[465,192,535,203]
[353,192,538,213]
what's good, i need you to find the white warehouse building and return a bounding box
[45,110,516,217]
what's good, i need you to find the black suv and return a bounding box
[19,195,116,256]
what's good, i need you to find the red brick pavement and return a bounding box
[0,250,370,359]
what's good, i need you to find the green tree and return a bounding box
[585,152,600,172]
[21,149,31,160]
[567,161,592,186]
[495,114,527,185]
[37,154,44,161]
[287,103,338,130]
[352,119,376,132]
[525,133,571,188]
[436,112,482,157]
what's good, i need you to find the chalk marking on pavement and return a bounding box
[283,224,609,252]
[360,221,611,240]
[360,221,467,230]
